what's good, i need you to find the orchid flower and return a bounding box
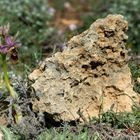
[0,24,19,99]
[0,24,22,123]
[0,24,19,63]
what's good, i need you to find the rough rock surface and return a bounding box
[29,15,139,122]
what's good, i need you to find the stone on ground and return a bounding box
[29,15,139,122]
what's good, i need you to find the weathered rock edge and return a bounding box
[29,15,139,122]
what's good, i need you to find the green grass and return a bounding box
[129,63,140,93]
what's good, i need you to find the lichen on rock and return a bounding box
[29,15,139,122]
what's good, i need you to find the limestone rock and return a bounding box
[29,15,139,122]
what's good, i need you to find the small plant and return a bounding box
[129,63,140,93]
[0,125,22,140]
[0,24,19,98]
[0,24,22,123]
[99,105,140,129]
[37,128,92,140]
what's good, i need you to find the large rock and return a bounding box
[29,15,139,122]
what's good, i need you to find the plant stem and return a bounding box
[2,54,18,99]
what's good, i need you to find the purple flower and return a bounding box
[0,36,17,54]
[0,45,8,54]
[0,24,20,63]
[5,36,15,48]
